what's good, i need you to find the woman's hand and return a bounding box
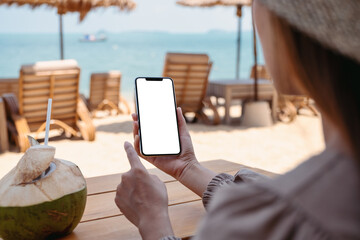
[133,107,217,197]
[115,142,174,240]
[132,107,198,180]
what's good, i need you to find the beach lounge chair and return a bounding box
[250,65,272,80]
[250,64,317,122]
[250,64,296,122]
[0,78,18,98]
[0,97,9,153]
[281,95,318,116]
[2,59,95,152]
[89,71,130,116]
[162,53,220,125]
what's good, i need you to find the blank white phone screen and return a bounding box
[136,78,180,155]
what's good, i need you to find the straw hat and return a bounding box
[258,0,360,63]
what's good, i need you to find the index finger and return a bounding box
[124,141,146,170]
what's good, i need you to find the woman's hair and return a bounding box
[270,12,360,162]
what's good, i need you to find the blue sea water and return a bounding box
[0,31,264,97]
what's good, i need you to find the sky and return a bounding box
[0,0,254,33]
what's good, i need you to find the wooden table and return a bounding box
[61,160,275,240]
[208,79,276,124]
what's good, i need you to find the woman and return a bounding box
[115,0,360,239]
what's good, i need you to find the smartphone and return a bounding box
[135,77,181,156]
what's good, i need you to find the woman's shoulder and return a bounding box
[269,150,359,196]
[268,150,360,208]
[265,150,360,238]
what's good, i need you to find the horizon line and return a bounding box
[0,29,254,34]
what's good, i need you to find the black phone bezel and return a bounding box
[134,77,182,156]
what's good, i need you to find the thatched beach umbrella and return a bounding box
[177,0,252,80]
[0,0,136,59]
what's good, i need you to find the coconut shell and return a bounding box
[0,145,87,240]
[0,188,86,240]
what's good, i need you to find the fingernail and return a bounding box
[124,141,131,148]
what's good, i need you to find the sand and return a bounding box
[0,105,325,179]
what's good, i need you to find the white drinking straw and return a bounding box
[44,99,52,146]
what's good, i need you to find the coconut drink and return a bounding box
[0,99,87,240]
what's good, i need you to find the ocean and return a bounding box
[0,31,264,98]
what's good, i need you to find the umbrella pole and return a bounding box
[59,14,64,60]
[235,5,243,80]
[241,13,273,127]
[252,13,258,101]
[236,16,241,79]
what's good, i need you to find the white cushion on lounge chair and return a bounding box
[21,59,78,74]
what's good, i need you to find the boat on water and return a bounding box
[80,33,107,42]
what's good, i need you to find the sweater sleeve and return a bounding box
[202,168,269,208]
[192,182,331,240]
[160,236,181,240]
[160,169,269,240]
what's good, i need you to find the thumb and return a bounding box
[124,141,146,170]
[177,107,190,137]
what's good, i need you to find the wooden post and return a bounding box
[252,13,258,101]
[59,14,64,60]
[236,5,242,79]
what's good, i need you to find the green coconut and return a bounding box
[0,145,87,240]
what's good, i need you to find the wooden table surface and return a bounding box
[208,79,276,124]
[60,159,275,240]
